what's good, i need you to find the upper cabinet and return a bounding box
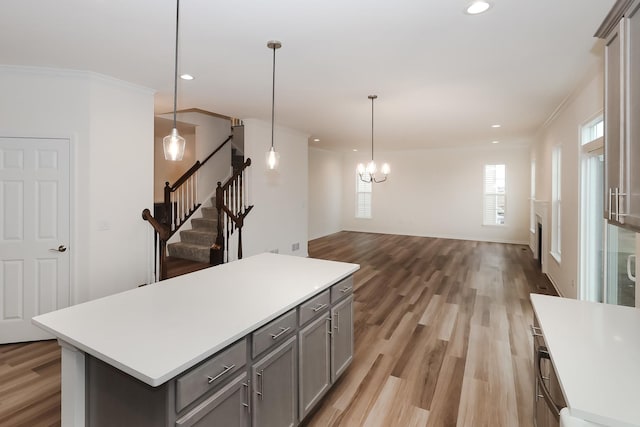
[599,0,640,230]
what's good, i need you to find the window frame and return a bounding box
[482,163,506,227]
[551,146,562,262]
[355,171,372,219]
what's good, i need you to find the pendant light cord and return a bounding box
[271,45,276,149]
[172,0,180,129]
[371,96,374,162]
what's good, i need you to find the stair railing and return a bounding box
[211,158,254,265]
[143,128,238,282]
[164,133,233,234]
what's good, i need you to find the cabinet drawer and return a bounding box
[330,276,354,303]
[252,309,297,357]
[176,339,247,412]
[299,290,330,325]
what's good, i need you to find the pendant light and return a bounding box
[266,40,282,170]
[357,95,390,183]
[163,0,186,161]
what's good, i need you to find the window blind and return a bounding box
[356,172,372,218]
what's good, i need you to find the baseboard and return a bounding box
[340,228,529,245]
[545,273,564,297]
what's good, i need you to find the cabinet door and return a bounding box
[175,372,250,427]
[605,20,624,222]
[298,311,331,420]
[252,336,297,427]
[625,0,640,228]
[331,295,353,382]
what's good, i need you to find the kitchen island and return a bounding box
[33,253,359,427]
[530,294,640,427]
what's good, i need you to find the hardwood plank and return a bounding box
[0,231,556,426]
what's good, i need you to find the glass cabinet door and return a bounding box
[606,224,637,307]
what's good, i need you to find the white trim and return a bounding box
[550,251,562,264]
[545,272,564,297]
[340,228,529,245]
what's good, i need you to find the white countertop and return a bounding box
[33,253,359,387]
[531,294,640,427]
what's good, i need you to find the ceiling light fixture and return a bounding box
[163,0,186,161]
[180,74,194,80]
[357,95,390,183]
[266,40,282,170]
[492,140,500,144]
[491,124,501,128]
[313,138,320,142]
[466,1,492,15]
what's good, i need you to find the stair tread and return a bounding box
[181,229,216,235]
[169,241,210,249]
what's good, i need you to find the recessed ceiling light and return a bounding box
[491,124,501,128]
[465,1,492,15]
[180,74,194,80]
[313,138,320,142]
[352,149,358,152]
[492,140,500,144]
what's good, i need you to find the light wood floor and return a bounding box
[0,232,554,426]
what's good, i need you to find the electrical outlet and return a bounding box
[292,242,300,251]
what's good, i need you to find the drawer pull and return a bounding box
[340,286,352,293]
[207,364,235,384]
[312,303,328,312]
[270,327,291,340]
[530,325,543,337]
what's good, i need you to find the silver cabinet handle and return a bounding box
[530,325,543,337]
[49,245,67,253]
[608,187,613,221]
[536,347,561,420]
[207,364,235,384]
[334,312,340,333]
[617,189,627,220]
[340,286,352,293]
[242,380,250,412]
[326,317,332,336]
[256,369,264,400]
[312,303,328,312]
[270,327,290,340]
[627,255,636,283]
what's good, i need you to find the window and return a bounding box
[483,164,506,226]
[581,115,604,145]
[551,146,562,261]
[355,171,372,218]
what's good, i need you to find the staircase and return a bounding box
[167,199,218,263]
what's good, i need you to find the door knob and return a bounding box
[49,245,67,253]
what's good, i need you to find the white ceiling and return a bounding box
[0,0,614,152]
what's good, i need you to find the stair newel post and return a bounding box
[159,239,168,281]
[163,182,172,229]
[211,182,225,266]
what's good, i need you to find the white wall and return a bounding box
[341,145,531,244]
[531,67,604,298]
[0,66,154,302]
[308,147,343,240]
[172,112,232,204]
[242,119,309,257]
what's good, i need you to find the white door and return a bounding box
[0,137,70,343]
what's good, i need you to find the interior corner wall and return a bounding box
[531,67,604,299]
[241,119,309,257]
[341,145,531,244]
[172,112,232,203]
[308,147,343,240]
[0,66,154,304]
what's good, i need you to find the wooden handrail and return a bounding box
[169,134,232,191]
[220,158,251,192]
[142,209,170,241]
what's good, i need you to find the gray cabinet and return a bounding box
[176,372,250,427]
[601,0,640,230]
[298,312,331,419]
[252,336,297,427]
[331,295,353,382]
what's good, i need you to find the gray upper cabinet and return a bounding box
[252,336,298,427]
[331,295,354,382]
[298,311,331,419]
[625,0,640,229]
[601,0,640,230]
